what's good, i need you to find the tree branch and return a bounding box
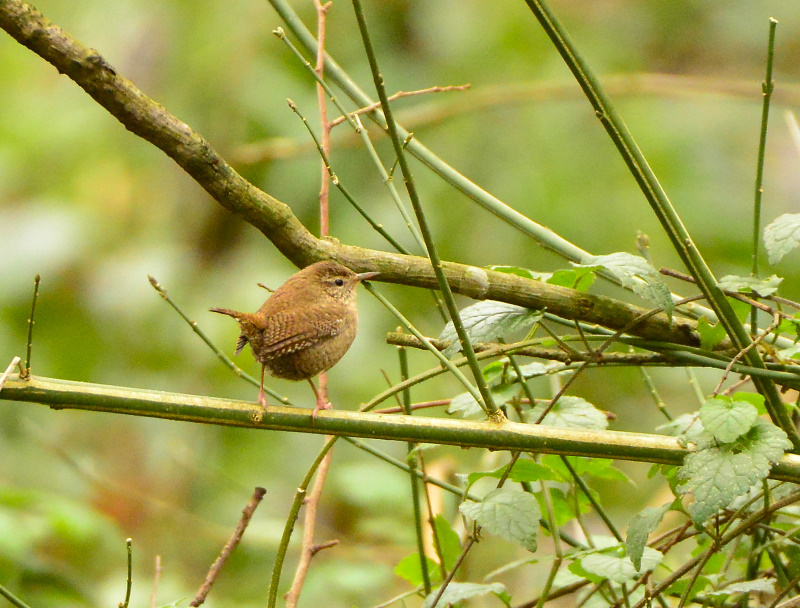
[4,373,800,483]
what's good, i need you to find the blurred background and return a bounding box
[1,0,800,606]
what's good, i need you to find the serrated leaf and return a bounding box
[696,317,727,351]
[764,213,800,265]
[678,420,791,524]
[395,553,440,586]
[626,504,670,571]
[432,515,461,571]
[527,396,608,430]
[459,488,540,552]
[578,546,663,584]
[706,578,775,597]
[576,252,673,317]
[423,582,507,608]
[439,301,543,356]
[699,397,758,443]
[718,274,783,297]
[467,460,557,488]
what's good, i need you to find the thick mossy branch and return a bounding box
[0,0,703,346]
[4,374,800,482]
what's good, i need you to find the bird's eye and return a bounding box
[334,278,344,286]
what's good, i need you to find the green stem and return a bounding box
[350,0,500,419]
[399,346,431,595]
[0,584,34,608]
[750,18,778,337]
[22,273,40,379]
[560,456,622,542]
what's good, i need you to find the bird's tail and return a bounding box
[209,307,241,319]
[210,307,256,356]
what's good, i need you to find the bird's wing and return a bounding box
[258,311,344,358]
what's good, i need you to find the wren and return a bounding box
[210,260,378,416]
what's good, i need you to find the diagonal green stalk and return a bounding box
[350,0,499,420]
[0,583,33,608]
[521,0,800,450]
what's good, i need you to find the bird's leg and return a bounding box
[258,364,268,411]
[308,378,331,419]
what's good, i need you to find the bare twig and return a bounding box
[190,487,267,607]
[712,312,781,396]
[328,84,471,128]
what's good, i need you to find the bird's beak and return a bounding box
[356,271,380,282]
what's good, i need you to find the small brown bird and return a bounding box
[211,260,378,416]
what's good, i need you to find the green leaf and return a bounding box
[696,317,727,351]
[578,546,663,583]
[699,396,758,443]
[576,252,673,317]
[732,391,765,413]
[677,420,791,524]
[547,267,597,292]
[527,396,608,430]
[459,488,541,552]
[423,582,507,608]
[543,455,632,484]
[487,265,537,280]
[764,213,800,265]
[439,301,543,356]
[432,515,461,571]
[626,504,670,571]
[467,460,557,488]
[510,361,551,380]
[395,553,440,586]
[718,274,783,297]
[665,576,711,602]
[534,487,591,526]
[706,578,775,597]
[447,391,483,418]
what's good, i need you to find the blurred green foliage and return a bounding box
[1,1,800,606]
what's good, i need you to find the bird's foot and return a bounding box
[311,398,332,421]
